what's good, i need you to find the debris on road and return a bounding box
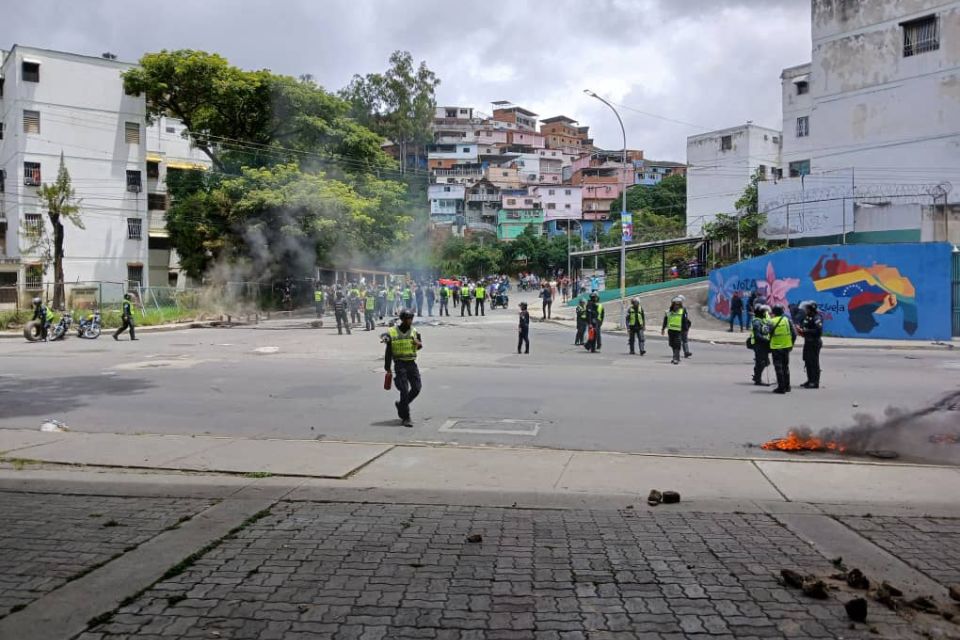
[846,568,870,590]
[865,449,900,459]
[780,569,805,589]
[845,597,869,622]
[907,596,940,614]
[661,490,681,504]
[465,534,483,543]
[801,577,830,599]
[40,419,69,432]
[949,585,960,602]
[647,490,662,506]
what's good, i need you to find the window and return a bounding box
[564,203,571,209]
[796,81,809,95]
[26,264,43,289]
[443,186,451,192]
[127,218,142,240]
[902,15,939,57]
[548,189,555,195]
[773,168,783,179]
[23,110,40,134]
[24,213,43,237]
[165,126,176,134]
[796,116,809,138]
[758,164,767,179]
[24,162,41,186]
[506,198,516,205]
[546,203,556,210]
[126,170,142,192]
[461,147,470,153]
[720,135,732,151]
[148,193,166,210]
[772,136,780,145]
[125,122,141,144]
[127,265,143,290]
[789,160,810,177]
[147,161,159,179]
[565,189,572,196]
[22,61,39,83]
[501,171,508,177]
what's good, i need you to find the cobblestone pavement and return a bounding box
[839,515,960,588]
[79,502,924,639]
[0,491,214,618]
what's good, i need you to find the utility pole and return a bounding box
[584,90,628,328]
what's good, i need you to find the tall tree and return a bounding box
[36,154,83,309]
[612,174,687,221]
[341,51,440,173]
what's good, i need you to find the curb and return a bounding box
[0,320,240,340]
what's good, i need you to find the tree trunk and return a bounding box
[53,217,65,309]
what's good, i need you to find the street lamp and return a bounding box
[584,90,628,328]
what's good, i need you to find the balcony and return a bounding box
[433,168,483,177]
[466,192,500,202]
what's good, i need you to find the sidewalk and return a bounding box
[1,429,959,638]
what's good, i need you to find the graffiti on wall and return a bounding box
[708,243,952,340]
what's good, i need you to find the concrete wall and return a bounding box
[707,242,954,340]
[536,186,582,220]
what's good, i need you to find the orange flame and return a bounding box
[761,429,846,453]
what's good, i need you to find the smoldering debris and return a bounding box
[768,391,960,463]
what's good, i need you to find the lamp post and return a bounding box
[584,90,628,328]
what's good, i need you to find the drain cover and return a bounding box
[439,418,540,436]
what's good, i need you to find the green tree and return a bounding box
[703,169,780,262]
[340,50,440,173]
[611,174,686,220]
[37,154,83,308]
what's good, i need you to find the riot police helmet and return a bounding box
[398,309,415,320]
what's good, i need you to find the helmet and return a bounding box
[806,301,818,311]
[32,297,41,305]
[589,292,599,301]
[771,304,785,315]
[398,309,414,320]
[123,292,132,300]
[671,296,683,304]
[676,295,686,303]
[631,298,640,305]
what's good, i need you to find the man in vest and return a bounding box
[574,298,587,345]
[661,298,685,364]
[313,285,325,317]
[333,291,351,335]
[627,298,646,356]
[799,301,823,389]
[402,284,413,311]
[677,294,693,358]
[438,283,450,316]
[31,296,52,341]
[460,281,472,317]
[376,285,387,320]
[113,292,138,341]
[474,282,486,316]
[384,309,422,427]
[769,304,797,394]
[385,285,396,318]
[749,304,772,385]
[364,289,377,331]
[348,288,362,326]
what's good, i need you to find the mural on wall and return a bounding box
[708,243,952,340]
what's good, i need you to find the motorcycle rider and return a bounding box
[113,292,137,341]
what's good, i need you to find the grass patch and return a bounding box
[243,471,273,479]
[3,458,40,471]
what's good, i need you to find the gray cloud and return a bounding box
[7,0,811,160]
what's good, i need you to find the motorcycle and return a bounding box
[48,312,72,341]
[490,291,509,309]
[76,310,102,339]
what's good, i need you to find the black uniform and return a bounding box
[627,304,646,355]
[384,327,422,424]
[415,288,424,316]
[800,312,823,388]
[333,297,351,335]
[574,302,587,345]
[750,315,771,384]
[680,307,692,357]
[31,301,50,340]
[517,308,530,354]
[438,287,450,316]
[113,299,136,340]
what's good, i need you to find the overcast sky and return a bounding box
[7,0,811,161]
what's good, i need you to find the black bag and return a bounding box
[746,336,754,350]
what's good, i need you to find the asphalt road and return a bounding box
[1,306,958,464]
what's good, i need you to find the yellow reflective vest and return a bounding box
[388,326,419,361]
[770,316,794,350]
[667,309,683,331]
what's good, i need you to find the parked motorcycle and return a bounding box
[76,310,102,339]
[48,312,73,341]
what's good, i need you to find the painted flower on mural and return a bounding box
[756,262,800,309]
[711,272,731,317]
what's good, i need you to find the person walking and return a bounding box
[627,298,646,355]
[539,283,553,320]
[452,283,460,309]
[402,284,413,314]
[425,284,436,317]
[415,284,424,317]
[384,309,422,428]
[677,295,693,358]
[438,284,450,316]
[460,282,472,317]
[113,292,138,341]
[385,286,395,319]
[348,289,362,326]
[474,281,486,316]
[585,292,604,352]
[769,304,797,394]
[749,304,772,385]
[729,291,744,332]
[661,298,685,364]
[364,289,377,331]
[377,285,387,320]
[517,302,530,354]
[799,302,823,389]
[333,291,351,335]
[574,297,587,345]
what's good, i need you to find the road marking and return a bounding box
[439,418,540,436]
[253,346,279,354]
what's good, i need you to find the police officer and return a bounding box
[585,292,604,352]
[677,295,692,358]
[517,301,530,354]
[425,284,436,317]
[460,281,472,317]
[749,304,772,385]
[376,285,387,320]
[364,288,377,331]
[402,284,413,312]
[799,301,823,389]
[769,304,797,394]
[384,309,422,427]
[661,298,684,364]
[438,283,450,316]
[31,297,52,341]
[414,284,424,317]
[113,292,138,341]
[333,291,351,335]
[313,284,325,317]
[474,281,486,316]
[627,298,646,355]
[574,297,587,345]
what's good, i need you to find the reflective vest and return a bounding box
[388,326,419,361]
[751,318,770,344]
[596,303,604,323]
[45,307,55,322]
[365,295,376,311]
[576,305,586,320]
[403,288,412,300]
[770,316,793,350]
[667,309,683,331]
[386,290,395,301]
[475,286,485,299]
[440,287,449,299]
[314,290,324,302]
[349,288,360,299]
[628,306,644,328]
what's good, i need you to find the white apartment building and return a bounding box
[759,0,960,243]
[685,124,782,235]
[534,185,582,221]
[0,45,147,305]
